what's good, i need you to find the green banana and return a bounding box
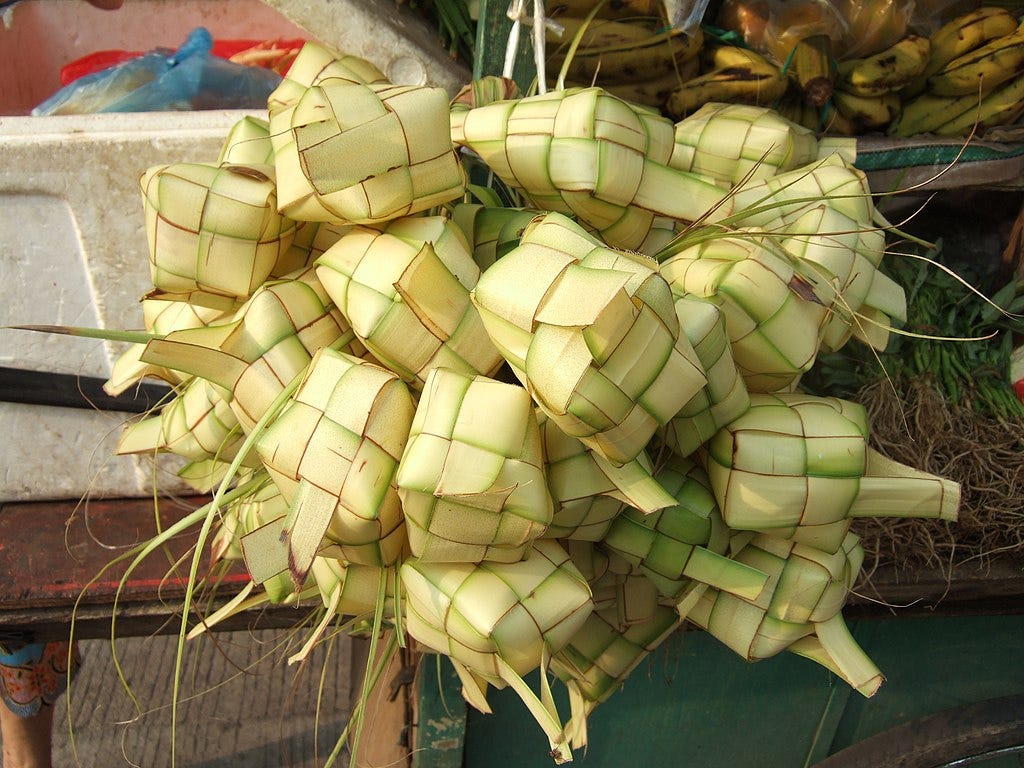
[832,89,900,132]
[888,91,980,136]
[838,35,931,96]
[665,64,788,118]
[934,72,1024,135]
[928,24,1024,96]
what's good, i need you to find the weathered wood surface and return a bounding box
[0,496,296,643]
[3,495,1023,644]
[848,560,1024,618]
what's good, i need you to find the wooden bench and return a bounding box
[0,494,431,767]
[0,494,299,647]
[4,494,1024,768]
[5,491,1024,640]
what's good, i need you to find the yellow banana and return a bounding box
[820,105,858,136]
[927,7,1020,76]
[761,90,828,133]
[901,8,1019,98]
[934,72,1024,136]
[832,89,900,132]
[887,91,980,136]
[774,93,808,128]
[791,34,837,107]
[838,35,931,96]
[705,44,776,71]
[928,25,1024,96]
[665,61,788,118]
[801,101,827,132]
[548,27,704,84]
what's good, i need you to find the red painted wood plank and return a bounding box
[0,496,248,609]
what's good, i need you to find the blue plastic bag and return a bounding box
[33,28,282,116]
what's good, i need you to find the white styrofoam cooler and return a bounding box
[0,0,470,502]
[1,111,256,502]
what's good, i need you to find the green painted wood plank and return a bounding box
[475,0,537,88]
[463,630,839,768]
[803,683,855,767]
[454,614,1024,768]
[414,654,468,768]
[827,615,1024,753]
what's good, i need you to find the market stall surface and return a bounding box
[43,629,352,768]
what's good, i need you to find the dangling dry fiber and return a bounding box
[851,375,1024,576]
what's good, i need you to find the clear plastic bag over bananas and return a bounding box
[828,7,1024,137]
[536,3,1024,138]
[716,0,915,62]
[703,2,1024,138]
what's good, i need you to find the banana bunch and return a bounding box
[557,5,1024,138]
[891,7,1024,137]
[548,15,704,109]
[785,7,1024,139]
[802,34,932,136]
[665,44,789,119]
[837,35,931,98]
[546,16,790,118]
